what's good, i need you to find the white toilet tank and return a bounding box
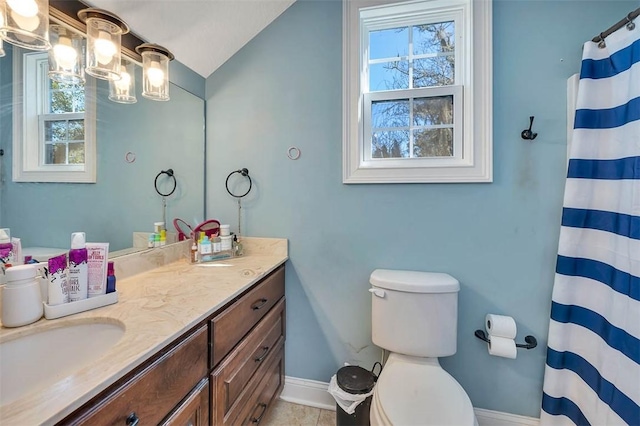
[370,269,460,357]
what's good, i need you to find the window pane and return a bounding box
[372,99,409,128]
[372,130,409,158]
[49,80,85,113]
[369,27,408,60]
[68,142,85,164]
[413,57,454,87]
[414,96,453,126]
[68,120,85,141]
[413,22,455,55]
[414,128,453,157]
[45,143,67,164]
[45,120,68,141]
[370,61,409,91]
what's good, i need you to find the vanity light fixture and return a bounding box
[77,7,128,81]
[0,0,51,51]
[0,38,5,57]
[48,24,84,84]
[108,59,137,104]
[135,43,174,101]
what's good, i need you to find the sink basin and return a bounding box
[0,319,125,406]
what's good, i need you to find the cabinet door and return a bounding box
[161,378,209,426]
[60,326,209,426]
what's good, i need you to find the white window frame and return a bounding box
[343,0,492,183]
[13,51,96,183]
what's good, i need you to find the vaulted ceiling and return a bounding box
[86,0,296,78]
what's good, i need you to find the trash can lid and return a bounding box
[337,366,376,394]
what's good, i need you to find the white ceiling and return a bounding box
[86,0,297,78]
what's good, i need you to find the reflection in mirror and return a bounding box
[0,40,205,256]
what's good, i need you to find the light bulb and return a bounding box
[7,0,39,18]
[10,10,40,32]
[94,31,116,65]
[53,37,78,70]
[114,70,131,92]
[147,61,165,87]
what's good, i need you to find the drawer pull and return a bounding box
[251,298,268,310]
[126,412,139,426]
[250,403,268,424]
[254,346,270,363]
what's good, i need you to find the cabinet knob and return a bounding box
[126,412,139,426]
[250,403,268,424]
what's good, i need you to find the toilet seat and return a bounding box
[371,353,476,426]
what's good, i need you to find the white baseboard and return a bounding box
[279,376,540,426]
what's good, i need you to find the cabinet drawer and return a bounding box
[161,378,209,426]
[212,299,285,417]
[64,326,208,426]
[210,265,285,367]
[212,341,284,426]
[236,346,285,426]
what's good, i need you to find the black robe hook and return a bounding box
[521,116,538,140]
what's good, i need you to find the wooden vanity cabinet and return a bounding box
[57,264,286,426]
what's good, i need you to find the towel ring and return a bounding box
[225,168,252,198]
[154,169,177,197]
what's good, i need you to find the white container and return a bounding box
[219,224,230,236]
[370,269,459,357]
[2,265,43,327]
[220,235,233,251]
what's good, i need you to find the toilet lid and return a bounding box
[375,357,475,426]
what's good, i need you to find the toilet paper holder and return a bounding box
[474,330,538,350]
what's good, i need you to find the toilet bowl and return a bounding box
[369,269,477,426]
[369,353,477,426]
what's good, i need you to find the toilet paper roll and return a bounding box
[485,314,517,339]
[488,336,517,359]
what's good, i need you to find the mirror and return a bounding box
[0,42,205,255]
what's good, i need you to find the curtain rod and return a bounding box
[592,7,640,43]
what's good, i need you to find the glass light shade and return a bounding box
[78,8,129,81]
[109,60,137,104]
[0,0,51,51]
[48,25,84,84]
[136,43,174,102]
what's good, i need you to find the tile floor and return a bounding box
[262,400,335,426]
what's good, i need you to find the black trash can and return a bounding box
[335,365,377,426]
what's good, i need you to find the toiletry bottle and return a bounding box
[106,261,116,294]
[68,232,88,301]
[190,238,198,263]
[148,234,155,248]
[0,228,13,265]
[233,235,244,257]
[160,229,167,246]
[213,234,222,253]
[200,236,212,262]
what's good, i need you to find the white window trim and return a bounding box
[343,0,493,183]
[13,51,97,183]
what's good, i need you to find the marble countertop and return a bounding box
[0,238,288,425]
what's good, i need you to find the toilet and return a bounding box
[368,269,477,426]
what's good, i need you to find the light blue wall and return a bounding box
[205,0,636,417]
[0,47,206,251]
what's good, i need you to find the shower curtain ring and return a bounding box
[626,13,636,31]
[597,33,606,48]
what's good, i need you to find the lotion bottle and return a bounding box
[68,232,88,301]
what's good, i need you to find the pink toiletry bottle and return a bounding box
[68,232,88,301]
[106,261,116,293]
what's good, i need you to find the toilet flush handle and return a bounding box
[369,288,385,298]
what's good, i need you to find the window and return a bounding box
[13,51,96,183]
[343,0,492,183]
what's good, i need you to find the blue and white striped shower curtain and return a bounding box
[540,19,640,426]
